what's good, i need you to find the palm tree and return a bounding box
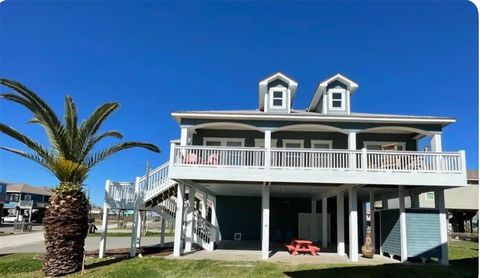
[0,79,160,276]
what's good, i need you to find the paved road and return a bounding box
[0,231,173,254]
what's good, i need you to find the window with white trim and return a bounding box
[203,138,245,147]
[364,141,406,151]
[269,88,287,109]
[283,139,304,148]
[328,89,346,110]
[254,139,278,148]
[425,192,435,200]
[311,140,333,149]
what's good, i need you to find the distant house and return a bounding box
[419,170,478,233]
[3,183,53,222]
[0,182,6,217]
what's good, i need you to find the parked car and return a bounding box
[1,215,23,223]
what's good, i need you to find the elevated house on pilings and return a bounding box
[101,72,467,264]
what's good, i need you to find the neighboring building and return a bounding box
[418,170,478,233]
[3,183,52,222]
[0,181,7,217]
[102,72,468,265]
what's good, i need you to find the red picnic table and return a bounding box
[286,239,320,256]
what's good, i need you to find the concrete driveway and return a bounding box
[0,229,173,254]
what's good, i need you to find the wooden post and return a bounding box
[348,187,358,262]
[261,183,270,259]
[337,192,345,256]
[99,180,110,258]
[173,183,186,257]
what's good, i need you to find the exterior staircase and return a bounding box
[104,161,217,255]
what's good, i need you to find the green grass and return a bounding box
[0,231,14,237]
[87,231,174,237]
[0,240,477,278]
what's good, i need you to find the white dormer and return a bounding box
[308,73,358,115]
[258,72,298,113]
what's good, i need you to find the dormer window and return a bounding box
[269,88,287,109]
[328,89,346,110]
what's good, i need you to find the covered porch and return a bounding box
[173,181,451,265]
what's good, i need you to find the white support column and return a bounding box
[399,185,408,262]
[322,197,328,248]
[211,197,220,241]
[173,183,186,257]
[430,132,442,152]
[410,193,420,208]
[185,186,196,253]
[311,199,318,242]
[435,189,449,265]
[201,192,208,218]
[99,180,110,258]
[261,183,270,259]
[431,132,443,171]
[129,177,141,258]
[135,210,144,248]
[348,131,357,169]
[362,202,367,244]
[369,191,376,253]
[180,127,190,146]
[336,192,345,256]
[264,130,271,169]
[349,187,359,262]
[160,217,166,248]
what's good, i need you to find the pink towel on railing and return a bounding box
[207,154,219,165]
[185,153,199,164]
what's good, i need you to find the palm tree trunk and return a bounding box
[43,189,89,276]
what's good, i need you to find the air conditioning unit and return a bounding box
[234,232,242,240]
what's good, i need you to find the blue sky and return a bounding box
[0,1,477,206]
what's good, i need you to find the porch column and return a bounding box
[399,185,408,262]
[261,183,270,259]
[431,132,442,152]
[211,197,220,241]
[431,132,443,171]
[336,192,345,256]
[410,193,420,208]
[173,183,186,257]
[135,210,145,248]
[160,217,166,248]
[369,191,376,253]
[99,180,110,258]
[185,186,196,253]
[201,192,208,218]
[322,197,328,248]
[435,189,449,265]
[311,199,318,242]
[362,202,367,244]
[348,131,357,169]
[264,129,271,169]
[348,187,358,262]
[129,177,141,258]
[180,127,191,146]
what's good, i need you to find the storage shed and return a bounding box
[379,208,443,260]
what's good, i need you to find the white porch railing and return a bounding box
[271,148,362,169]
[172,145,465,174]
[173,145,265,168]
[140,162,176,202]
[193,211,216,250]
[108,181,135,202]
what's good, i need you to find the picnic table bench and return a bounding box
[286,239,320,256]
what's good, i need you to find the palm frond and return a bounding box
[0,147,50,168]
[93,130,123,144]
[0,123,53,161]
[85,141,160,167]
[0,79,69,158]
